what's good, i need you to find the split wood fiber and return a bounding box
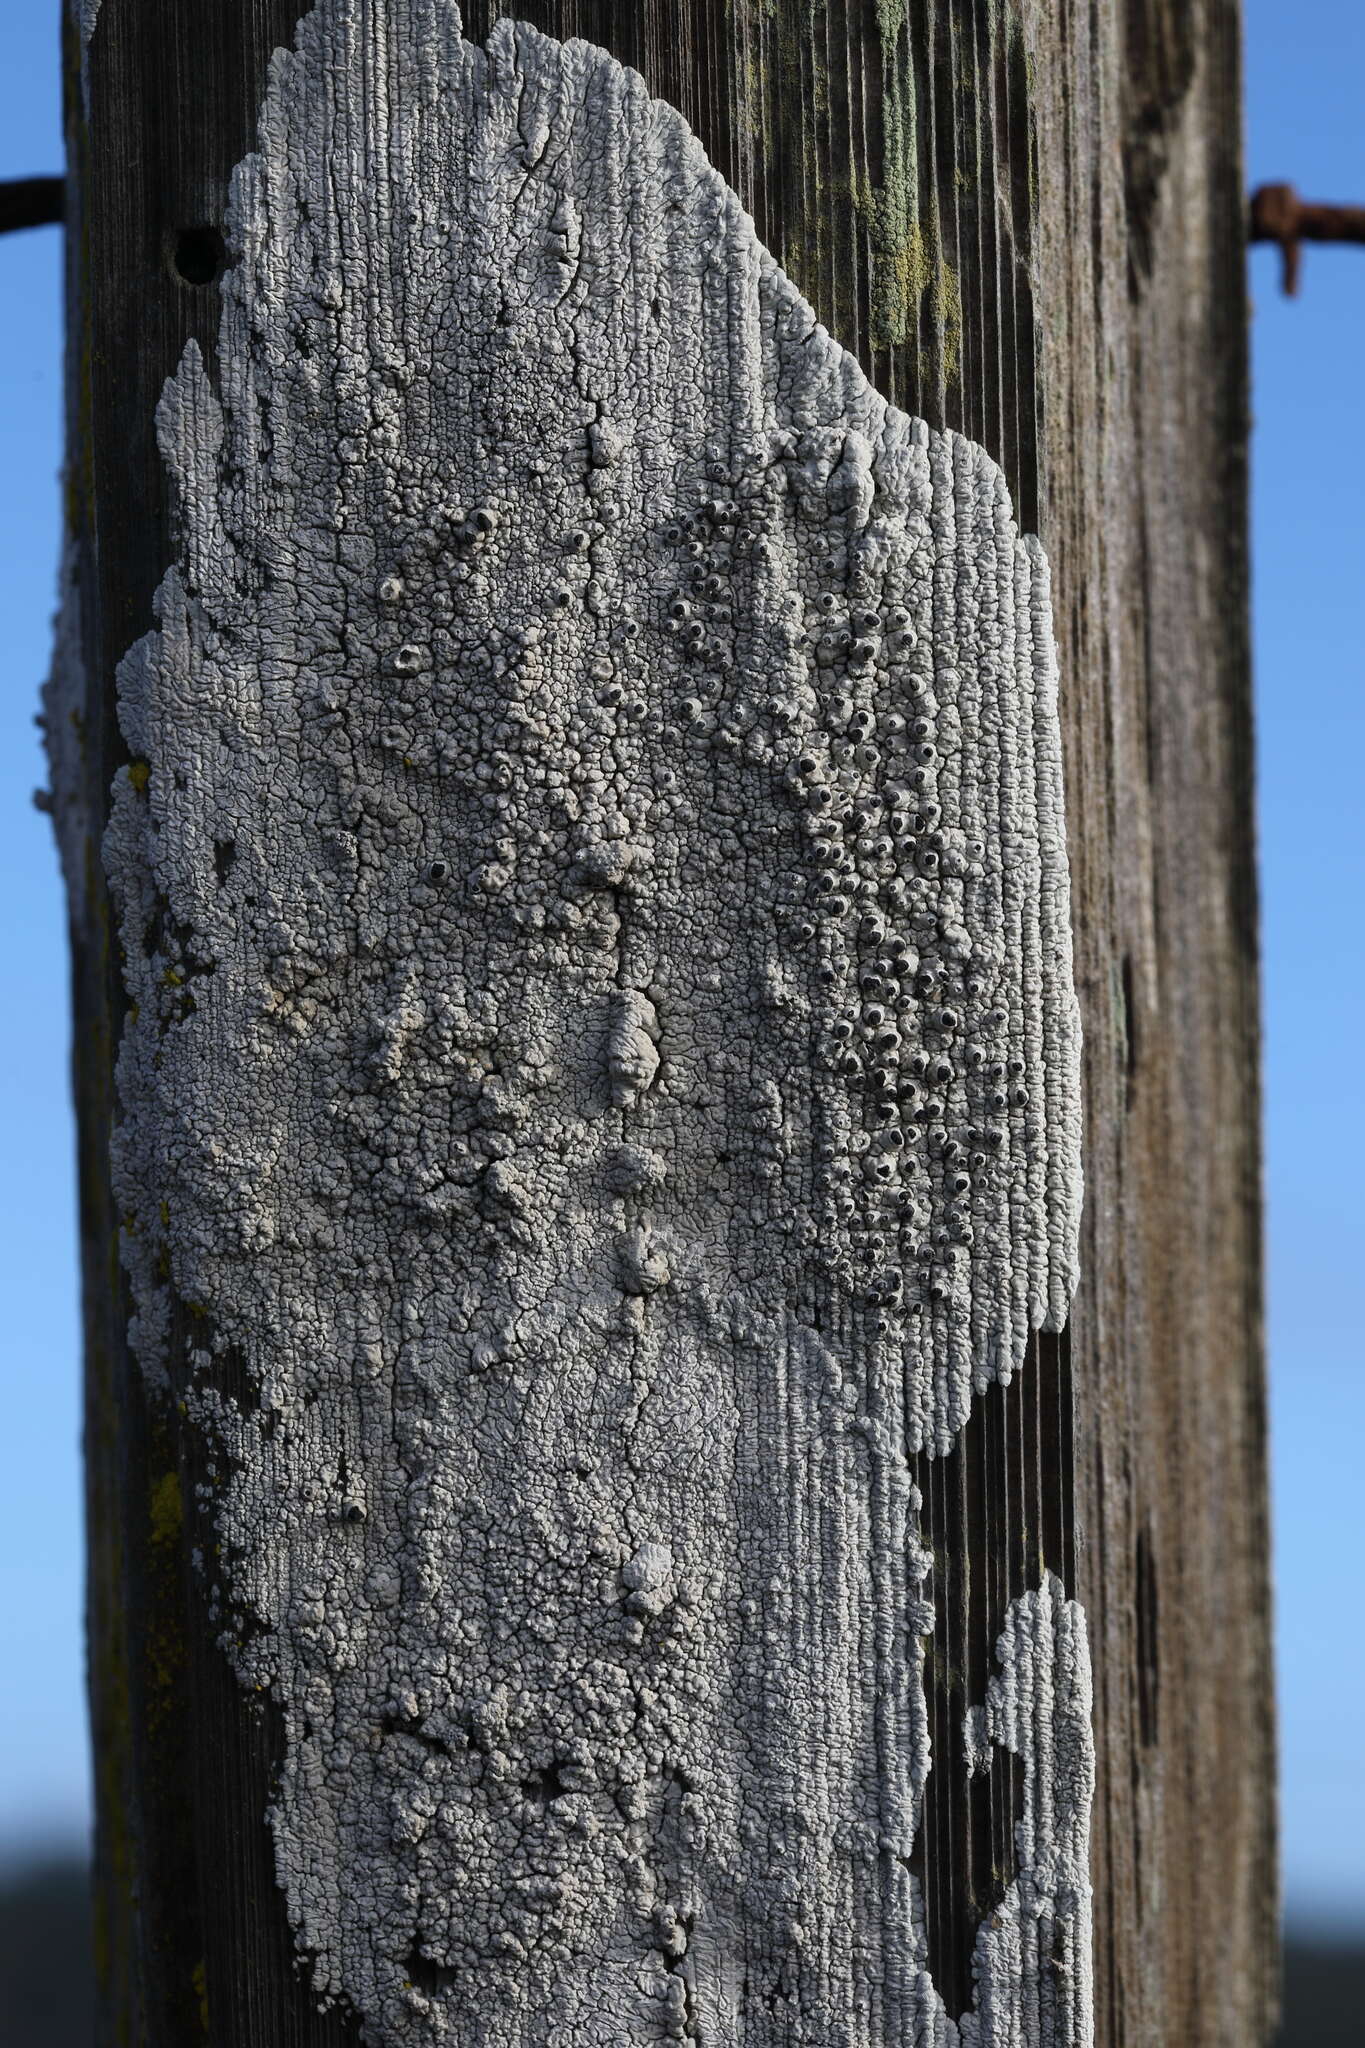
[71,1,1093,2040]
[57,3,1274,2045]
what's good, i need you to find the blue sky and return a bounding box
[1,1,1361,1934]
[1244,0,1365,1933]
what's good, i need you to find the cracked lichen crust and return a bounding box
[102,2,1089,2040]
[961,1578,1095,2048]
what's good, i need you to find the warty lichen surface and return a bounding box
[94,2,1091,2041]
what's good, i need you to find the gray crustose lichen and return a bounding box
[79,2,1094,2040]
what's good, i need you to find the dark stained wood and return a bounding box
[64,2,1273,2042]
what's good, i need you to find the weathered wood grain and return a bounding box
[58,2,1273,2042]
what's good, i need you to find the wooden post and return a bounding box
[54,3,1273,2043]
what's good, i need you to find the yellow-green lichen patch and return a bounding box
[149,1468,183,1549]
[191,1956,210,2035]
[143,1464,187,1732]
